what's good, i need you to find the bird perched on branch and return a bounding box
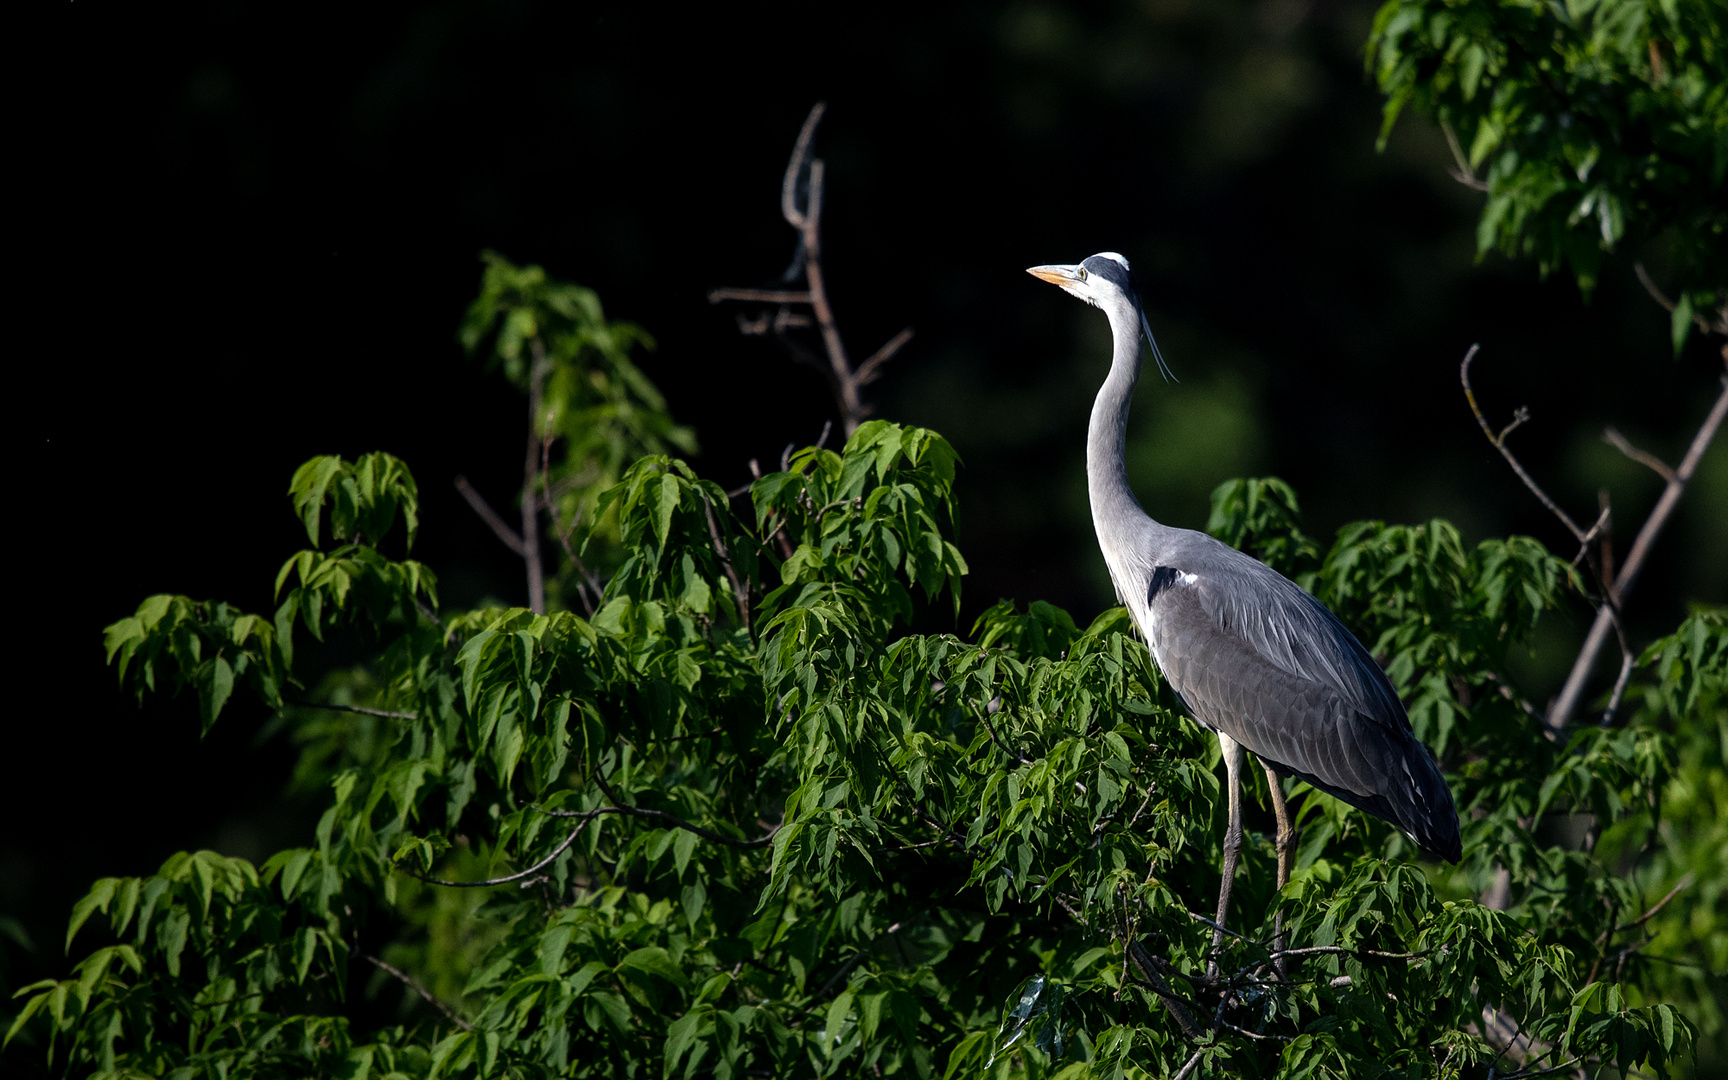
[1027,252,1461,958]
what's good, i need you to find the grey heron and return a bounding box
[1028,252,1461,959]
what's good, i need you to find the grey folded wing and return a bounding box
[1143,560,1461,862]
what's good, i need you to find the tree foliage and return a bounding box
[9,407,1721,1076]
[1369,0,1727,344]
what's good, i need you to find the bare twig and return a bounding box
[1616,873,1694,934]
[703,497,753,635]
[361,952,473,1030]
[455,475,527,557]
[399,812,605,887]
[1634,262,1679,312]
[710,102,913,436]
[289,699,418,721]
[593,767,778,849]
[855,327,914,388]
[1550,368,1728,729]
[1603,427,1677,483]
[707,288,814,305]
[1172,1048,1206,1080]
[978,702,1034,766]
[1460,346,1589,543]
[521,340,549,614]
[1441,121,1490,191]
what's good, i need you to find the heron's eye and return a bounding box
[1078,267,1088,281]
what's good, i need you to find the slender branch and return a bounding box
[977,700,1033,766]
[288,699,418,721]
[399,812,605,887]
[1549,369,1728,729]
[1634,262,1678,312]
[1616,873,1694,933]
[711,102,912,437]
[855,328,914,387]
[361,952,473,1030]
[1496,1058,1583,1080]
[781,102,826,228]
[708,287,814,305]
[703,497,753,636]
[1460,346,1588,542]
[522,340,549,615]
[1440,120,1490,191]
[1603,427,1677,483]
[1172,1048,1207,1080]
[1266,945,1421,962]
[455,475,527,557]
[593,767,778,849]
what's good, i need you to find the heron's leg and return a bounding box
[1262,761,1294,980]
[1209,733,1245,979]
[1262,761,1294,890]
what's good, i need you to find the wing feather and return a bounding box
[1130,539,1460,861]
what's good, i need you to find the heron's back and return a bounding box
[1117,529,1461,862]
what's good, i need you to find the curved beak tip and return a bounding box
[1027,265,1075,286]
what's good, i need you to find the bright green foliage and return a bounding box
[13,430,1716,1076]
[1368,0,1727,327]
[1603,611,1728,1064]
[460,251,697,601]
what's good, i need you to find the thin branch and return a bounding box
[855,328,914,387]
[1460,346,1588,543]
[1184,908,1256,945]
[977,701,1034,766]
[361,952,473,1030]
[1549,369,1728,729]
[781,102,826,228]
[1495,1058,1583,1080]
[711,102,912,437]
[1634,262,1678,312]
[1172,1048,1207,1080]
[1616,874,1694,933]
[399,812,605,887]
[593,767,777,849]
[707,287,814,305]
[703,497,753,636]
[1603,427,1677,483]
[455,475,527,557]
[288,699,418,721]
[521,340,549,615]
[1441,120,1490,191]
[1266,945,1421,962]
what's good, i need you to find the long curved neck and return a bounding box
[1087,298,1155,545]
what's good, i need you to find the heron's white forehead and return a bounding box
[1094,252,1130,270]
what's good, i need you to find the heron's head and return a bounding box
[1027,251,1175,380]
[1026,251,1136,309]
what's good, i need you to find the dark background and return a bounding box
[7,0,1724,1023]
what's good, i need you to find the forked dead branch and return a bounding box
[710,102,914,436]
[1460,344,1728,731]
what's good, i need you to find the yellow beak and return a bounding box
[1027,264,1082,286]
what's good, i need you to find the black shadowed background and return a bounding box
[7,0,1724,1024]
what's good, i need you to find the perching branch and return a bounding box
[710,102,914,436]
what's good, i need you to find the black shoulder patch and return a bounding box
[1147,566,1181,604]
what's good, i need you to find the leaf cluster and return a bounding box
[1369,0,1727,339]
